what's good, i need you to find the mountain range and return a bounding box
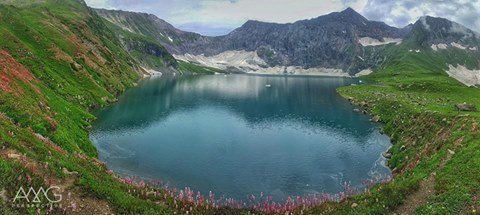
[95,7,480,81]
[1,0,480,214]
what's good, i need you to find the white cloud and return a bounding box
[169,0,348,26]
[85,0,480,35]
[362,0,480,32]
[84,0,111,8]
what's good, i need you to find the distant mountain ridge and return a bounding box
[407,16,480,48]
[95,7,480,78]
[95,8,208,55]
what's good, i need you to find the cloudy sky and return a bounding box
[85,0,480,36]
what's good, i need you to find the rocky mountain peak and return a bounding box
[409,16,480,46]
[237,19,280,29]
[339,7,365,20]
[242,20,263,26]
[325,7,368,25]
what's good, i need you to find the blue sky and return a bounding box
[85,0,480,36]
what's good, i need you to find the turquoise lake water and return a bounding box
[90,74,391,201]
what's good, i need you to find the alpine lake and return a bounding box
[90,73,391,201]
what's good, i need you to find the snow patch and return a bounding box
[121,27,133,33]
[246,66,349,77]
[168,36,173,42]
[450,42,466,50]
[430,44,448,51]
[358,37,402,46]
[446,65,480,87]
[174,51,349,77]
[432,42,477,51]
[141,67,162,78]
[174,50,268,71]
[355,69,373,77]
[437,43,448,50]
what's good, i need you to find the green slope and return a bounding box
[0,0,141,156]
[0,0,161,212]
[100,18,179,70]
[306,23,480,214]
[0,1,232,214]
[97,6,221,75]
[95,8,177,45]
[96,9,222,75]
[94,8,202,47]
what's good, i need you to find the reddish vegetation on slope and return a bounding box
[0,49,36,94]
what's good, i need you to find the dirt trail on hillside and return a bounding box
[390,173,435,215]
[391,149,455,214]
[0,148,114,214]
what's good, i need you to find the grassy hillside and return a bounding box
[0,0,142,156]
[0,0,147,212]
[306,42,480,214]
[101,18,179,70]
[0,1,230,214]
[96,10,221,75]
[95,8,180,46]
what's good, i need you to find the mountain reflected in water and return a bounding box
[90,74,391,201]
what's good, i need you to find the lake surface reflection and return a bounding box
[90,74,391,201]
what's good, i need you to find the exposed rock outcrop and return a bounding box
[455,103,477,111]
